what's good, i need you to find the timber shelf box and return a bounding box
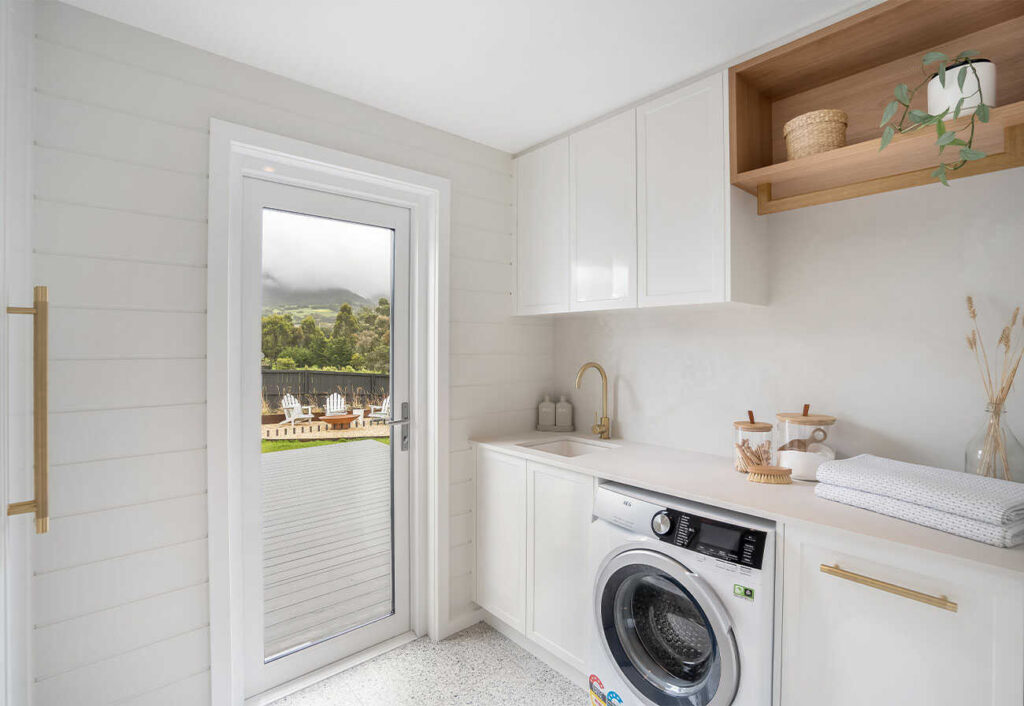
[728,0,1024,214]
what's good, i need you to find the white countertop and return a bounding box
[471,431,1024,577]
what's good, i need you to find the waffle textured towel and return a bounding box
[815,483,1024,548]
[816,454,1024,526]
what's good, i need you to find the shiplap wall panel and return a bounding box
[34,494,207,573]
[31,3,552,701]
[35,253,206,312]
[48,309,206,359]
[34,583,209,679]
[34,199,208,266]
[33,539,208,626]
[49,449,206,518]
[117,670,211,706]
[49,359,206,413]
[33,627,210,706]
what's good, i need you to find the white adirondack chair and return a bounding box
[325,393,346,416]
[368,395,391,424]
[279,393,314,427]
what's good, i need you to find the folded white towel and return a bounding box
[816,483,1024,548]
[816,454,1024,526]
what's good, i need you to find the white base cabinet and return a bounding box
[475,448,527,631]
[781,523,1024,706]
[525,461,592,671]
[475,449,592,673]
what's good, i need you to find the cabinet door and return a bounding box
[526,462,592,671]
[569,110,637,311]
[515,138,569,315]
[637,73,726,307]
[781,524,1024,706]
[475,448,527,630]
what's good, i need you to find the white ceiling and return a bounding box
[62,0,872,153]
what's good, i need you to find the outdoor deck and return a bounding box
[261,440,394,660]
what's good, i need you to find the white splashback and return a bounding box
[555,170,1024,471]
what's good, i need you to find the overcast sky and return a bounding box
[261,208,392,299]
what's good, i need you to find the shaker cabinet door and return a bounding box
[781,524,1024,706]
[515,138,570,315]
[569,110,637,311]
[475,448,527,631]
[526,462,592,671]
[637,73,726,307]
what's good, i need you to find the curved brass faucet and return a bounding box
[575,362,611,439]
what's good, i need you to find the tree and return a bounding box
[262,313,297,362]
[332,303,358,339]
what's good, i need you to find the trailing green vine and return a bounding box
[879,50,990,186]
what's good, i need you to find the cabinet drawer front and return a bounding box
[782,525,1024,706]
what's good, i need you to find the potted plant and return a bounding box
[879,50,994,185]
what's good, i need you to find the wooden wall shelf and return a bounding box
[729,0,1024,214]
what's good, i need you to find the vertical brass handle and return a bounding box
[820,563,957,612]
[7,285,49,534]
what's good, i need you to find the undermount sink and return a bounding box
[516,438,614,458]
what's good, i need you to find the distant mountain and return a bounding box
[262,276,381,311]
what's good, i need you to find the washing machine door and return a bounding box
[595,548,739,706]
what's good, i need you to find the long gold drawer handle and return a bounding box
[6,285,49,534]
[820,563,957,612]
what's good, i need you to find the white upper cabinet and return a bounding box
[513,70,764,316]
[515,138,570,315]
[638,72,765,307]
[638,75,723,306]
[569,110,637,311]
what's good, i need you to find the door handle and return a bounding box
[820,563,957,612]
[6,286,49,534]
[386,401,410,451]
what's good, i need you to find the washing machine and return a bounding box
[586,482,775,706]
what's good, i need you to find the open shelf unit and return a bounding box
[729,0,1024,214]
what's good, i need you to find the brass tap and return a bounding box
[575,362,611,440]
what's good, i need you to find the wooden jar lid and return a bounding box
[777,412,836,426]
[733,420,772,432]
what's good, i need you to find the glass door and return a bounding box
[240,177,411,698]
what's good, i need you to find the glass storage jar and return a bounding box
[733,413,773,473]
[776,406,837,481]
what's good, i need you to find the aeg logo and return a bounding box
[621,499,632,507]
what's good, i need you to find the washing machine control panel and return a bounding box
[654,509,766,569]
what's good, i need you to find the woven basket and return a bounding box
[783,109,847,160]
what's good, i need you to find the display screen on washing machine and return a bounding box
[658,510,767,569]
[696,522,743,553]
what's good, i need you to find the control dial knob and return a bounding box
[651,511,672,536]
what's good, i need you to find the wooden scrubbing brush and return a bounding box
[747,466,792,485]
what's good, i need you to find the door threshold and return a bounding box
[246,631,419,705]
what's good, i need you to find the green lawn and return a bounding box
[261,437,390,453]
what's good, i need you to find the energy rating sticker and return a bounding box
[733,583,755,601]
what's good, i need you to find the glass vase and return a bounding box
[965,404,1024,483]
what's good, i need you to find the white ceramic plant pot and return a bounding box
[927,59,996,119]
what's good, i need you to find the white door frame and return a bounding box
[207,120,450,705]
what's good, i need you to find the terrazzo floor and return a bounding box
[271,622,587,705]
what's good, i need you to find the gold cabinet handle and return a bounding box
[6,286,49,534]
[820,563,957,613]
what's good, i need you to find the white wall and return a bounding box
[29,3,550,704]
[555,170,1024,471]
